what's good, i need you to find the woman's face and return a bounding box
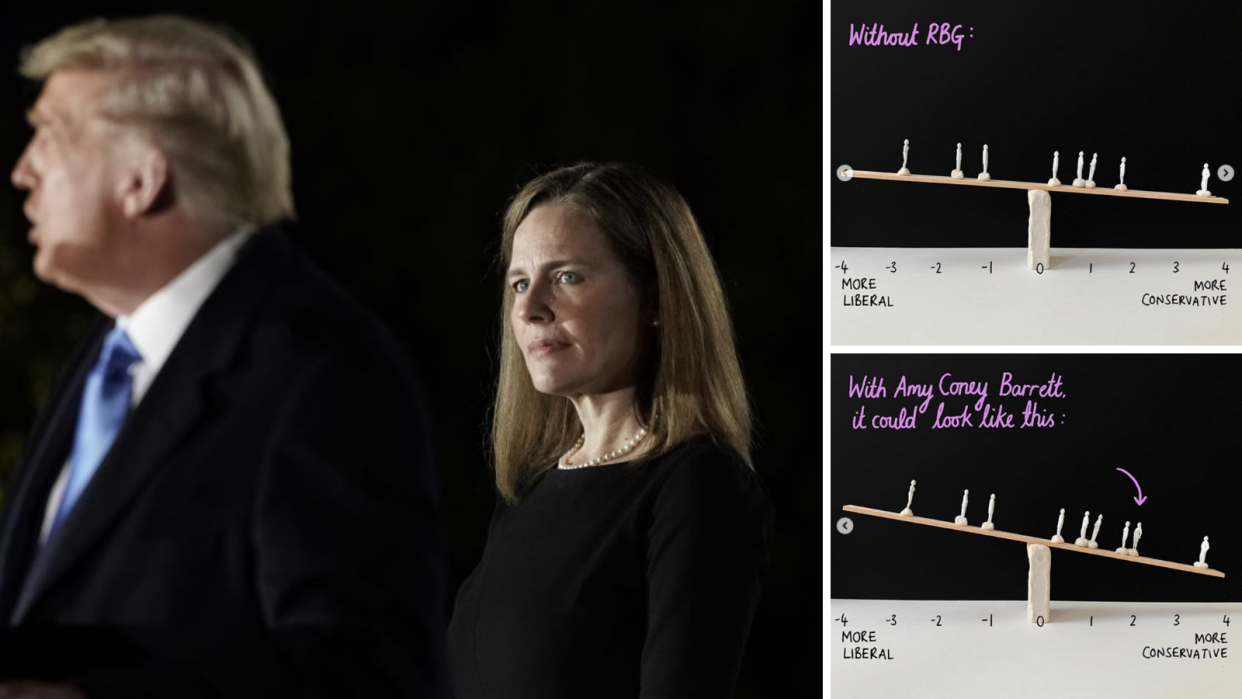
[508,203,647,399]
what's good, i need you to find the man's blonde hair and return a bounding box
[20,15,295,231]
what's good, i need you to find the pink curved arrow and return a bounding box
[1116,468,1147,506]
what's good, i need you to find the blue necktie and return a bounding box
[47,327,142,541]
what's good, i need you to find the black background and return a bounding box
[832,354,1240,603]
[0,1,822,695]
[831,0,1241,249]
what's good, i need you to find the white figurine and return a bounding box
[1116,521,1131,554]
[954,489,969,526]
[897,139,911,175]
[982,493,996,530]
[977,145,991,181]
[951,143,964,179]
[1051,508,1066,543]
[1073,151,1085,187]
[900,479,916,516]
[1086,152,1098,189]
[1048,151,1061,186]
[1194,536,1211,569]
[1129,522,1142,556]
[1075,510,1090,547]
[1115,157,1128,191]
[1088,514,1103,549]
[1197,163,1211,197]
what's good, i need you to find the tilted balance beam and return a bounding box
[842,504,1224,624]
[841,169,1229,272]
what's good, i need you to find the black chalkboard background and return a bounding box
[831,0,1241,249]
[832,354,1240,603]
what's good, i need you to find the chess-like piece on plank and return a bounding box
[1075,510,1090,547]
[897,139,911,175]
[954,489,970,525]
[1073,151,1086,188]
[977,145,991,181]
[1051,508,1066,543]
[1048,151,1061,186]
[1129,522,1142,556]
[1116,521,1131,554]
[900,479,916,516]
[1115,157,1128,191]
[951,143,964,179]
[1086,152,1098,188]
[981,493,996,530]
[1197,163,1212,197]
[1194,536,1211,569]
[1088,513,1103,549]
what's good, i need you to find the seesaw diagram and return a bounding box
[838,141,1230,273]
[843,480,1224,626]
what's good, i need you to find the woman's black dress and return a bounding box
[448,436,774,699]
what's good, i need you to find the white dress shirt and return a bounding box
[39,229,253,542]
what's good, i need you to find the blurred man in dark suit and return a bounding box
[0,15,446,698]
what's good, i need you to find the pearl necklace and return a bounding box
[557,425,649,470]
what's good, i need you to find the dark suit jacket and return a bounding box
[0,224,447,697]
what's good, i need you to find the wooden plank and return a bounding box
[844,169,1230,204]
[843,504,1225,578]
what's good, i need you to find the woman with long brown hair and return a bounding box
[448,162,773,698]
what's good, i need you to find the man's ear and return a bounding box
[118,145,170,218]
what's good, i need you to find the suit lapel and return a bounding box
[10,227,290,624]
[0,319,109,623]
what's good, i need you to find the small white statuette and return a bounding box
[1129,522,1142,556]
[1197,163,1212,197]
[981,493,996,530]
[977,145,991,181]
[954,489,970,526]
[1116,521,1131,554]
[1075,510,1090,547]
[1194,536,1211,569]
[1088,514,1103,548]
[951,142,964,179]
[1086,152,1098,188]
[1073,151,1085,187]
[1051,507,1066,543]
[1115,157,1128,191]
[900,479,916,516]
[1048,151,1061,186]
[897,139,911,175]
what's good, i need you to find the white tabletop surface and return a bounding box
[830,247,1241,345]
[830,599,1239,698]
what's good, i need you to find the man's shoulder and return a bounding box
[225,226,414,377]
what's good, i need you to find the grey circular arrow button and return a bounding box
[837,164,854,182]
[836,517,854,534]
[1218,165,1234,182]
